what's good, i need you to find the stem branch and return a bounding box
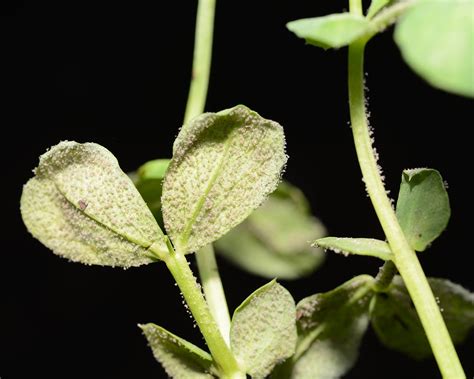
[373,261,397,292]
[164,241,243,378]
[184,0,215,124]
[347,2,465,375]
[196,244,232,345]
[178,0,238,374]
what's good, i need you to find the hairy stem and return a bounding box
[373,261,397,292]
[183,0,231,341]
[366,0,415,36]
[180,0,237,369]
[196,244,232,345]
[164,239,244,378]
[347,36,465,378]
[184,0,215,124]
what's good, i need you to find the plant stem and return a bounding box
[183,0,232,343]
[176,0,238,373]
[366,0,415,35]
[164,240,244,378]
[373,261,397,292]
[184,0,215,124]
[347,36,465,378]
[196,244,232,345]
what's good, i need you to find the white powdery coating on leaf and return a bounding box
[162,105,287,253]
[230,281,297,378]
[292,275,373,379]
[140,324,214,379]
[20,141,166,267]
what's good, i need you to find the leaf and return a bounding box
[230,280,297,378]
[367,0,393,19]
[132,159,170,224]
[162,105,287,254]
[394,0,474,97]
[395,168,450,251]
[371,276,474,359]
[287,14,372,49]
[282,275,374,379]
[215,181,326,279]
[272,180,311,213]
[139,323,216,378]
[314,237,392,261]
[20,141,167,267]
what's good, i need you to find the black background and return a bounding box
[2,1,473,378]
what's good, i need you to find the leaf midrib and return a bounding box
[53,180,160,252]
[178,129,236,252]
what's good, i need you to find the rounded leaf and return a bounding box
[216,181,326,279]
[371,276,474,359]
[162,105,287,254]
[287,14,371,49]
[395,168,450,252]
[21,141,167,267]
[395,0,474,97]
[230,281,297,378]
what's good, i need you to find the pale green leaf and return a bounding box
[162,105,287,254]
[132,159,170,223]
[20,141,167,267]
[272,180,311,213]
[314,237,392,261]
[216,181,326,279]
[139,323,216,378]
[367,0,393,19]
[281,275,374,379]
[371,276,474,359]
[395,0,474,97]
[396,168,450,251]
[287,14,372,49]
[230,280,297,378]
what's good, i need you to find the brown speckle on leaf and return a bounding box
[78,200,88,211]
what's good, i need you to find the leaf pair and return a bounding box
[21,105,288,267]
[315,168,450,259]
[273,274,474,379]
[287,0,474,97]
[132,164,327,280]
[142,280,297,378]
[372,276,474,359]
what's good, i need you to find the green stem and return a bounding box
[347,36,465,378]
[366,0,415,36]
[196,244,232,345]
[164,240,244,378]
[349,0,363,16]
[184,0,215,124]
[184,0,232,347]
[373,261,397,292]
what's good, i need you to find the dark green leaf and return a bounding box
[396,168,450,251]
[20,141,167,267]
[371,276,474,359]
[314,237,392,261]
[230,280,297,378]
[139,323,216,378]
[215,181,326,279]
[287,14,372,49]
[162,105,287,254]
[395,0,474,97]
[279,275,374,378]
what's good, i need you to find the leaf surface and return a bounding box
[21,141,167,267]
[162,105,287,254]
[140,323,215,378]
[230,281,297,378]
